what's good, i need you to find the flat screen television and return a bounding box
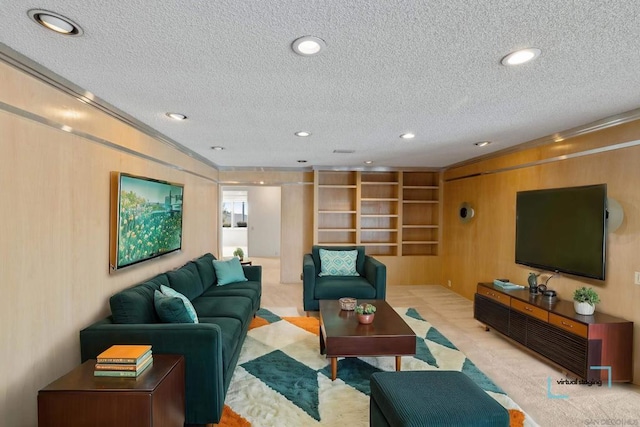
[110,172,183,271]
[515,184,607,280]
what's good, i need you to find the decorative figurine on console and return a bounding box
[528,272,540,294]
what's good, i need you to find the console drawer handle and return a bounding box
[561,321,573,328]
[524,307,533,312]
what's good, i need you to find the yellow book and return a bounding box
[96,345,152,364]
[95,352,153,371]
[94,356,153,377]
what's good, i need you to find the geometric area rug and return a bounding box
[219,307,538,427]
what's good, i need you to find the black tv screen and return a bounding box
[515,184,607,280]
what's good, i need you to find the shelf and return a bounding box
[402,244,438,256]
[361,181,398,186]
[402,200,438,204]
[315,170,440,254]
[364,246,398,256]
[403,171,439,187]
[317,171,357,186]
[361,171,399,184]
[315,242,357,246]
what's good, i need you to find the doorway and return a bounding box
[220,186,281,259]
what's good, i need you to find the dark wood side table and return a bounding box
[38,354,185,427]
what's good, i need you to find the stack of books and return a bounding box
[94,345,153,377]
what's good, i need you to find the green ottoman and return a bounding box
[370,371,509,427]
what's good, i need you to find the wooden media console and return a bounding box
[474,283,633,382]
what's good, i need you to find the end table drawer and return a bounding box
[549,313,588,338]
[511,299,548,322]
[476,285,511,307]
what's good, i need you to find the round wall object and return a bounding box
[459,202,475,223]
[607,197,624,233]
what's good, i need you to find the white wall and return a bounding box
[248,186,281,256]
[221,228,248,256]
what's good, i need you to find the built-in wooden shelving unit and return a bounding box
[313,170,440,256]
[401,171,439,256]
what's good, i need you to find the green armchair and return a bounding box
[303,245,386,311]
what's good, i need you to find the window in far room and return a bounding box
[222,191,248,228]
[221,189,248,258]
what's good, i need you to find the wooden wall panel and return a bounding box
[376,255,442,286]
[281,184,314,283]
[0,61,219,426]
[442,122,640,385]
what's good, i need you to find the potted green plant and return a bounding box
[233,247,244,261]
[355,303,376,324]
[573,287,600,315]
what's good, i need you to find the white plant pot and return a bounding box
[574,301,595,315]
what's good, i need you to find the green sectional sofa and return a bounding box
[79,253,261,425]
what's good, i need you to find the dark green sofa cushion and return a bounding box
[191,296,254,329]
[110,273,169,324]
[166,262,204,300]
[193,253,217,290]
[154,290,194,323]
[198,317,242,373]
[201,281,261,311]
[314,276,377,300]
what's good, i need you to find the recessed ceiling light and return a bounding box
[211,146,224,151]
[28,9,83,36]
[166,112,187,120]
[292,36,326,56]
[501,48,541,66]
[400,133,415,139]
[295,131,311,137]
[474,141,491,147]
[364,160,373,164]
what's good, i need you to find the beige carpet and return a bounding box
[255,257,640,426]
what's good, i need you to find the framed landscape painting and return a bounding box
[109,172,183,271]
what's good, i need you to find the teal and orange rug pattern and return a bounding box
[218,307,534,427]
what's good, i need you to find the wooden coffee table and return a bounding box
[319,299,416,381]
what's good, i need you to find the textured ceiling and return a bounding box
[1,1,640,169]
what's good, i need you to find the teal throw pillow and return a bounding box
[212,258,248,286]
[318,249,359,276]
[160,285,199,323]
[154,290,193,323]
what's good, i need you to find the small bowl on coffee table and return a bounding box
[339,297,357,311]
